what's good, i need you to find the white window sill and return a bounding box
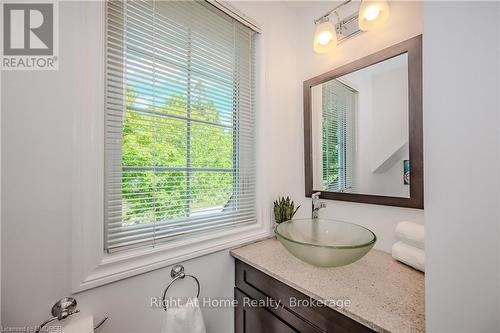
[73,222,271,293]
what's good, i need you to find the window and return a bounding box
[321,80,355,192]
[105,1,257,252]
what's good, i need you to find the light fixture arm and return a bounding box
[314,0,352,24]
[333,11,343,33]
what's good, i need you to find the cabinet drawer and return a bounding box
[235,286,322,333]
[235,259,375,333]
[235,288,300,333]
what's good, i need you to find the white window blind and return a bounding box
[321,80,355,192]
[105,0,257,252]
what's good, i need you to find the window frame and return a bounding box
[72,1,269,293]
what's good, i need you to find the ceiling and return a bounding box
[285,1,339,15]
[284,1,358,19]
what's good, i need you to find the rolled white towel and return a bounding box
[395,221,424,249]
[392,241,425,272]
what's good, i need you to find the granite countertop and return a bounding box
[230,238,424,333]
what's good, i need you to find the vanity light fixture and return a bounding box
[313,18,338,53]
[313,0,390,54]
[358,0,390,31]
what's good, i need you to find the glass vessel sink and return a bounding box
[275,219,376,267]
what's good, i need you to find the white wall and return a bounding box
[1,1,298,331]
[290,1,424,253]
[424,2,500,332]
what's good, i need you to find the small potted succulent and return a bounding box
[273,196,300,225]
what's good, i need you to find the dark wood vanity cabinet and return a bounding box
[234,259,376,333]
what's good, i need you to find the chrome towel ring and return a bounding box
[161,264,200,311]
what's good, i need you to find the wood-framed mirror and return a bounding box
[303,35,423,209]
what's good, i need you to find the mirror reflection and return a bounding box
[311,53,409,198]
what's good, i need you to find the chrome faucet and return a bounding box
[311,192,326,219]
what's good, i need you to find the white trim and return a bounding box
[72,1,270,293]
[74,223,270,293]
[207,1,262,33]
